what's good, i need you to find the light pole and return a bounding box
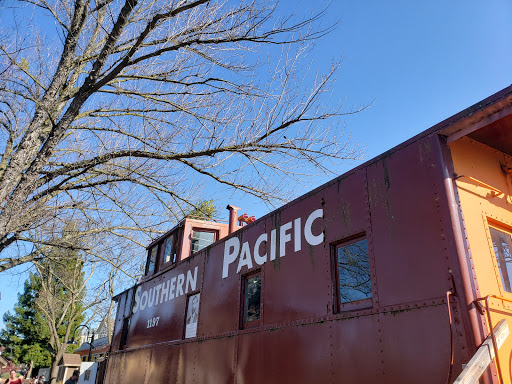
[69,324,95,362]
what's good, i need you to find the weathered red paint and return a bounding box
[104,85,512,384]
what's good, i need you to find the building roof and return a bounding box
[0,354,9,367]
[96,317,114,339]
[57,353,82,367]
[74,337,109,353]
[73,337,110,357]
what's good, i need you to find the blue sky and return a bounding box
[1,0,511,329]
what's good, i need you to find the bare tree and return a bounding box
[0,0,363,272]
[33,251,86,384]
[34,237,123,384]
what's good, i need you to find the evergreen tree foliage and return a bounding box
[0,247,85,373]
[186,200,218,220]
[0,274,51,369]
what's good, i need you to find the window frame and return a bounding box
[183,291,201,339]
[160,229,181,268]
[145,244,160,276]
[119,317,131,350]
[487,219,512,296]
[118,287,136,350]
[190,228,218,255]
[331,233,373,314]
[240,270,262,329]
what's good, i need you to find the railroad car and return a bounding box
[105,85,512,384]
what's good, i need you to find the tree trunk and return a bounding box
[49,348,64,384]
[26,361,34,379]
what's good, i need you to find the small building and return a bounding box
[94,318,114,341]
[0,354,9,373]
[56,354,81,384]
[0,355,8,368]
[73,338,110,362]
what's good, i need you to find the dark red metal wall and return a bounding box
[106,134,473,384]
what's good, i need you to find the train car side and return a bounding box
[448,110,512,383]
[106,139,472,383]
[105,85,512,384]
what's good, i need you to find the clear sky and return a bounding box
[1,0,511,328]
[212,0,512,217]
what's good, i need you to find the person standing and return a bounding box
[64,370,80,384]
[5,370,22,384]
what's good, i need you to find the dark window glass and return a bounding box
[163,235,176,264]
[146,246,157,275]
[244,274,261,325]
[191,230,216,254]
[337,238,372,305]
[120,317,130,349]
[490,227,512,293]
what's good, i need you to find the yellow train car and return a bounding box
[447,94,512,383]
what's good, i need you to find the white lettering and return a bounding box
[279,221,292,257]
[176,274,185,297]
[147,287,155,308]
[237,241,253,273]
[294,218,301,252]
[254,233,267,265]
[170,277,176,299]
[270,229,277,261]
[304,209,324,246]
[160,280,169,303]
[186,267,198,293]
[140,290,148,311]
[154,284,162,305]
[131,266,200,314]
[132,286,141,314]
[222,237,240,278]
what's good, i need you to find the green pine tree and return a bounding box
[186,199,218,220]
[0,246,86,378]
[0,274,52,369]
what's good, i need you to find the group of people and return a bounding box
[4,369,79,384]
[3,370,45,384]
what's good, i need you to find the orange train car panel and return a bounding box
[102,85,512,384]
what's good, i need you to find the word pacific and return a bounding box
[222,209,324,278]
[133,266,198,314]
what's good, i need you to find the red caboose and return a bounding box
[105,85,512,383]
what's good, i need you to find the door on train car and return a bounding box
[448,114,512,383]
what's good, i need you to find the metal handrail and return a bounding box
[455,175,504,197]
[474,294,512,384]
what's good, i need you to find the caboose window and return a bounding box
[242,272,261,328]
[185,293,200,339]
[163,235,176,264]
[191,230,216,254]
[146,245,158,275]
[490,226,512,293]
[120,317,130,349]
[335,237,372,309]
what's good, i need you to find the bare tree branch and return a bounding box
[0,0,365,272]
